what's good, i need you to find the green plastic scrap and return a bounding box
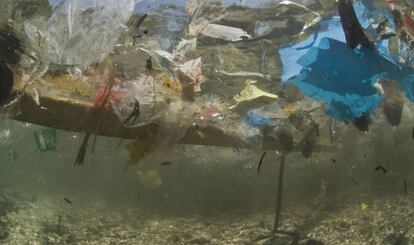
[34,128,58,152]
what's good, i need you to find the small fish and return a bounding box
[63,197,72,204]
[375,166,387,173]
[160,161,173,166]
[412,127,414,139]
[332,158,336,163]
[8,150,17,161]
[256,151,267,175]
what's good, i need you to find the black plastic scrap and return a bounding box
[123,99,141,125]
[256,151,266,175]
[63,197,72,204]
[338,0,375,50]
[74,133,90,166]
[160,161,173,166]
[374,166,387,174]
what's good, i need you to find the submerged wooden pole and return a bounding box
[272,152,286,236]
[9,90,335,151]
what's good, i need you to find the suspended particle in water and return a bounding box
[8,150,17,161]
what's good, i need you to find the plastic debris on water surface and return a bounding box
[275,1,322,35]
[24,0,136,68]
[33,127,57,152]
[279,16,346,83]
[289,37,414,121]
[140,48,203,101]
[279,0,414,121]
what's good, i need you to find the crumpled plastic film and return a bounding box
[194,94,225,127]
[111,74,168,127]
[25,0,136,68]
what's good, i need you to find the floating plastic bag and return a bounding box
[27,0,136,68]
[112,75,166,127]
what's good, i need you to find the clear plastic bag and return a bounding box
[111,74,167,127]
[26,0,136,68]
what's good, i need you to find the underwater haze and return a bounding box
[1,0,414,244]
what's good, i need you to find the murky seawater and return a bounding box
[0,0,414,244]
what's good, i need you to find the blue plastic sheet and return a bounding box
[279,17,346,83]
[289,38,414,120]
[279,0,414,121]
